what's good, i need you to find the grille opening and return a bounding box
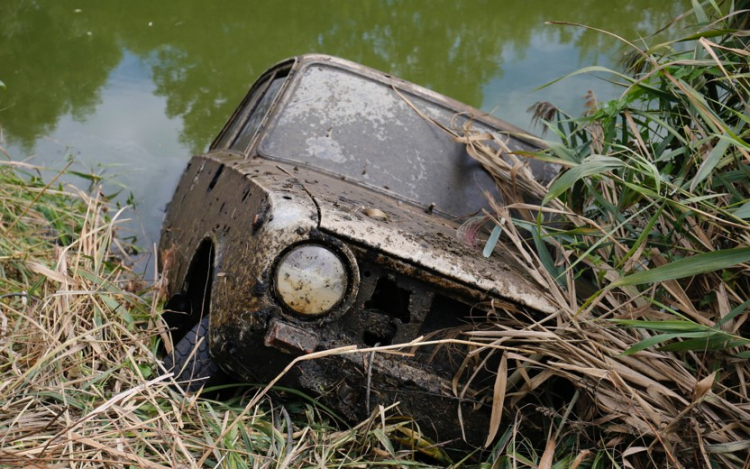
[363,326,397,346]
[419,294,471,335]
[363,331,379,346]
[364,277,411,324]
[361,309,398,346]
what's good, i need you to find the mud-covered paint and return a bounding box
[160,54,558,445]
[312,175,559,314]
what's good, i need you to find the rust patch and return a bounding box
[264,319,319,354]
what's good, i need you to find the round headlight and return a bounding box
[275,245,349,316]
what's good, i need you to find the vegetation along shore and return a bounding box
[0,2,748,467]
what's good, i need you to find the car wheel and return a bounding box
[162,315,223,392]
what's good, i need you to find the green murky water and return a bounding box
[0,0,689,265]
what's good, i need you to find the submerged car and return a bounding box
[159,54,557,446]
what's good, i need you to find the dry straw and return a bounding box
[441,3,750,466]
[0,162,450,468]
[1,3,748,468]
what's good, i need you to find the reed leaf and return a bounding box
[610,247,750,287]
[456,2,750,466]
[542,155,625,205]
[734,200,750,219]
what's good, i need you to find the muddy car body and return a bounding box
[160,54,556,446]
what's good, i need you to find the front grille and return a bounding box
[340,252,501,395]
[343,253,483,348]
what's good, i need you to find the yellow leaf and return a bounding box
[694,371,716,401]
[538,437,556,469]
[570,450,592,469]
[484,353,507,447]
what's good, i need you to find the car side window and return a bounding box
[213,77,270,151]
[230,74,286,152]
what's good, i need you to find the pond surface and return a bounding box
[0,0,689,273]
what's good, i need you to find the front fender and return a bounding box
[159,153,319,364]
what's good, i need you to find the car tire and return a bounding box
[163,315,223,392]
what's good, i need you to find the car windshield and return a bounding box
[260,64,526,218]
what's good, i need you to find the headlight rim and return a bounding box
[271,241,359,320]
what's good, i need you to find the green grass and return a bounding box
[1,2,748,468]
[456,1,750,467]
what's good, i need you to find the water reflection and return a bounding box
[0,0,123,149]
[1,0,689,152]
[0,0,690,265]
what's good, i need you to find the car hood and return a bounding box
[303,173,558,314]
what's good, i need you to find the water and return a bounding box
[0,0,690,273]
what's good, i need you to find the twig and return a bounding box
[365,347,376,414]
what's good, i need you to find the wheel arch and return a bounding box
[163,237,216,342]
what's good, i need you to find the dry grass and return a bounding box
[0,161,451,468]
[2,4,747,468]
[439,3,750,467]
